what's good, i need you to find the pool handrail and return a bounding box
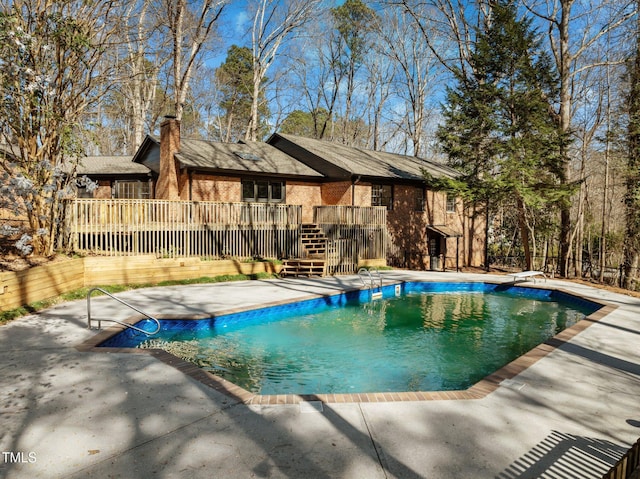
[87,287,161,336]
[358,267,382,292]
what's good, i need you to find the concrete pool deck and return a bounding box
[0,271,638,478]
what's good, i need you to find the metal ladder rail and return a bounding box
[357,267,383,293]
[87,287,161,335]
[369,267,382,290]
[358,267,373,290]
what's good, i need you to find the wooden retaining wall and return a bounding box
[0,259,85,310]
[0,256,281,312]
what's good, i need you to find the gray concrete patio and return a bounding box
[1,271,639,478]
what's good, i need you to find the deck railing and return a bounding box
[315,206,387,274]
[68,199,302,259]
[66,200,389,270]
[314,205,387,226]
[602,437,640,479]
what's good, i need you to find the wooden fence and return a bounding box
[326,239,358,275]
[315,205,387,274]
[602,438,640,479]
[68,199,302,259]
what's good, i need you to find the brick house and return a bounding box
[266,133,484,270]
[76,156,152,199]
[78,116,484,270]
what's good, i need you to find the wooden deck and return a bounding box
[68,199,303,259]
[66,200,388,274]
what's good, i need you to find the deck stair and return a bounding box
[300,223,327,258]
[281,223,328,276]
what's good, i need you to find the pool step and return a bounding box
[280,258,326,277]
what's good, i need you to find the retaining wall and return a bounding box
[0,256,281,312]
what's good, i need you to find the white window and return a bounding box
[414,187,425,212]
[446,193,456,213]
[372,184,393,210]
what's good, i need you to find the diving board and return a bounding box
[508,271,547,283]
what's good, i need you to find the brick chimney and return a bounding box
[156,115,181,200]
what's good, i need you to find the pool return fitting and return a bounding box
[87,287,161,336]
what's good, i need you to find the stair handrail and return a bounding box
[87,287,161,336]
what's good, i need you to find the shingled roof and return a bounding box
[174,138,323,177]
[131,131,460,183]
[268,133,460,181]
[77,156,150,176]
[1,146,151,177]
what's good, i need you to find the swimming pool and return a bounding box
[100,282,601,396]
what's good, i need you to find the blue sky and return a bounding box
[207,0,342,69]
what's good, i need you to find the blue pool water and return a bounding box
[100,282,600,395]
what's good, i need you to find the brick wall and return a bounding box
[190,174,240,202]
[385,185,476,269]
[93,180,112,199]
[287,181,322,223]
[353,183,371,206]
[317,181,372,207]
[387,185,430,269]
[321,181,351,205]
[156,118,182,200]
[186,175,322,223]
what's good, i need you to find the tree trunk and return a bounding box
[557,1,573,276]
[517,197,532,270]
[623,0,640,290]
[245,67,263,142]
[574,179,586,278]
[599,138,610,283]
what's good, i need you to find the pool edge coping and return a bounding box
[75,279,618,405]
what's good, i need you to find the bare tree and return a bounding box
[160,0,225,121]
[0,0,118,256]
[396,0,491,78]
[287,15,345,140]
[91,0,168,155]
[363,45,396,151]
[376,7,442,156]
[244,0,321,141]
[120,0,166,151]
[523,0,636,276]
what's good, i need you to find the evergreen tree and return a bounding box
[215,45,269,142]
[279,109,332,138]
[330,0,377,144]
[435,0,567,270]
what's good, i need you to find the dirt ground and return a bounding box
[0,253,72,272]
